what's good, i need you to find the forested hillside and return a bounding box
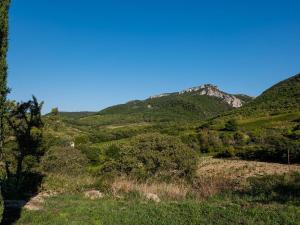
[61,84,252,128]
[237,73,300,116]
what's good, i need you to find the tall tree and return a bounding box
[0,0,11,166]
[7,96,44,186]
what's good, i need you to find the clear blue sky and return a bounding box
[7,0,300,113]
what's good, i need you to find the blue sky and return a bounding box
[8,0,300,113]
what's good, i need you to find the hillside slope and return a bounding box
[239,73,300,116]
[90,84,252,126]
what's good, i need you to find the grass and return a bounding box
[0,158,299,224]
[111,177,189,200]
[198,157,300,182]
[11,194,300,225]
[238,112,300,130]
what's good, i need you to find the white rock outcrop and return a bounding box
[148,84,246,108]
[144,193,161,203]
[84,190,104,200]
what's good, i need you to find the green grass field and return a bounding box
[11,194,300,225]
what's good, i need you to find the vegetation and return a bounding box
[1,2,300,223]
[0,2,47,224]
[7,170,300,225]
[0,0,10,176]
[12,193,300,225]
[64,94,235,128]
[100,133,198,181]
[246,172,300,203]
[41,147,88,176]
[237,73,300,116]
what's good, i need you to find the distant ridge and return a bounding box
[150,84,252,108]
[238,73,300,115]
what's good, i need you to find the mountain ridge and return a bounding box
[149,84,252,108]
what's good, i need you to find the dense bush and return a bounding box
[100,133,198,181]
[88,129,138,143]
[78,144,101,165]
[246,172,300,203]
[236,136,300,163]
[215,146,236,158]
[224,119,238,131]
[180,133,201,151]
[198,130,222,153]
[41,147,88,176]
[42,132,73,149]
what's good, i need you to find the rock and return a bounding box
[149,84,245,108]
[24,191,56,211]
[145,193,160,203]
[150,93,171,99]
[84,190,104,200]
[24,200,43,211]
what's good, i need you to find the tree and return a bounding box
[0,0,11,168]
[6,96,44,187]
[50,107,59,116]
[49,107,60,130]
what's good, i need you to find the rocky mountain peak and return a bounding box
[150,84,246,108]
[180,84,244,108]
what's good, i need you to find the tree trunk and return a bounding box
[16,154,24,188]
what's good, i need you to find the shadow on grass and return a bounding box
[0,172,43,225]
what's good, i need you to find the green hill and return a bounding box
[239,73,300,116]
[72,84,252,127]
[58,111,96,119]
[196,74,300,164]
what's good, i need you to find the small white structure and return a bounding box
[70,141,75,148]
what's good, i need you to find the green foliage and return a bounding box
[198,130,222,153]
[195,73,300,163]
[64,93,234,128]
[5,97,44,183]
[75,134,90,146]
[215,146,236,158]
[50,107,59,116]
[41,147,88,176]
[14,193,300,225]
[41,132,72,149]
[236,135,300,163]
[238,73,300,116]
[77,144,101,164]
[224,119,238,131]
[180,133,201,151]
[0,0,11,173]
[100,133,198,181]
[247,172,300,203]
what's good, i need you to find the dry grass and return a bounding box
[41,173,98,194]
[191,174,236,198]
[197,157,300,181]
[42,158,300,201]
[111,177,189,200]
[186,157,300,198]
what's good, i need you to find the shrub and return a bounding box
[247,172,300,203]
[100,133,198,181]
[75,135,90,146]
[234,131,248,145]
[180,134,201,151]
[198,130,222,153]
[219,132,234,146]
[78,144,101,164]
[215,146,236,158]
[236,136,300,163]
[224,119,238,131]
[41,147,88,176]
